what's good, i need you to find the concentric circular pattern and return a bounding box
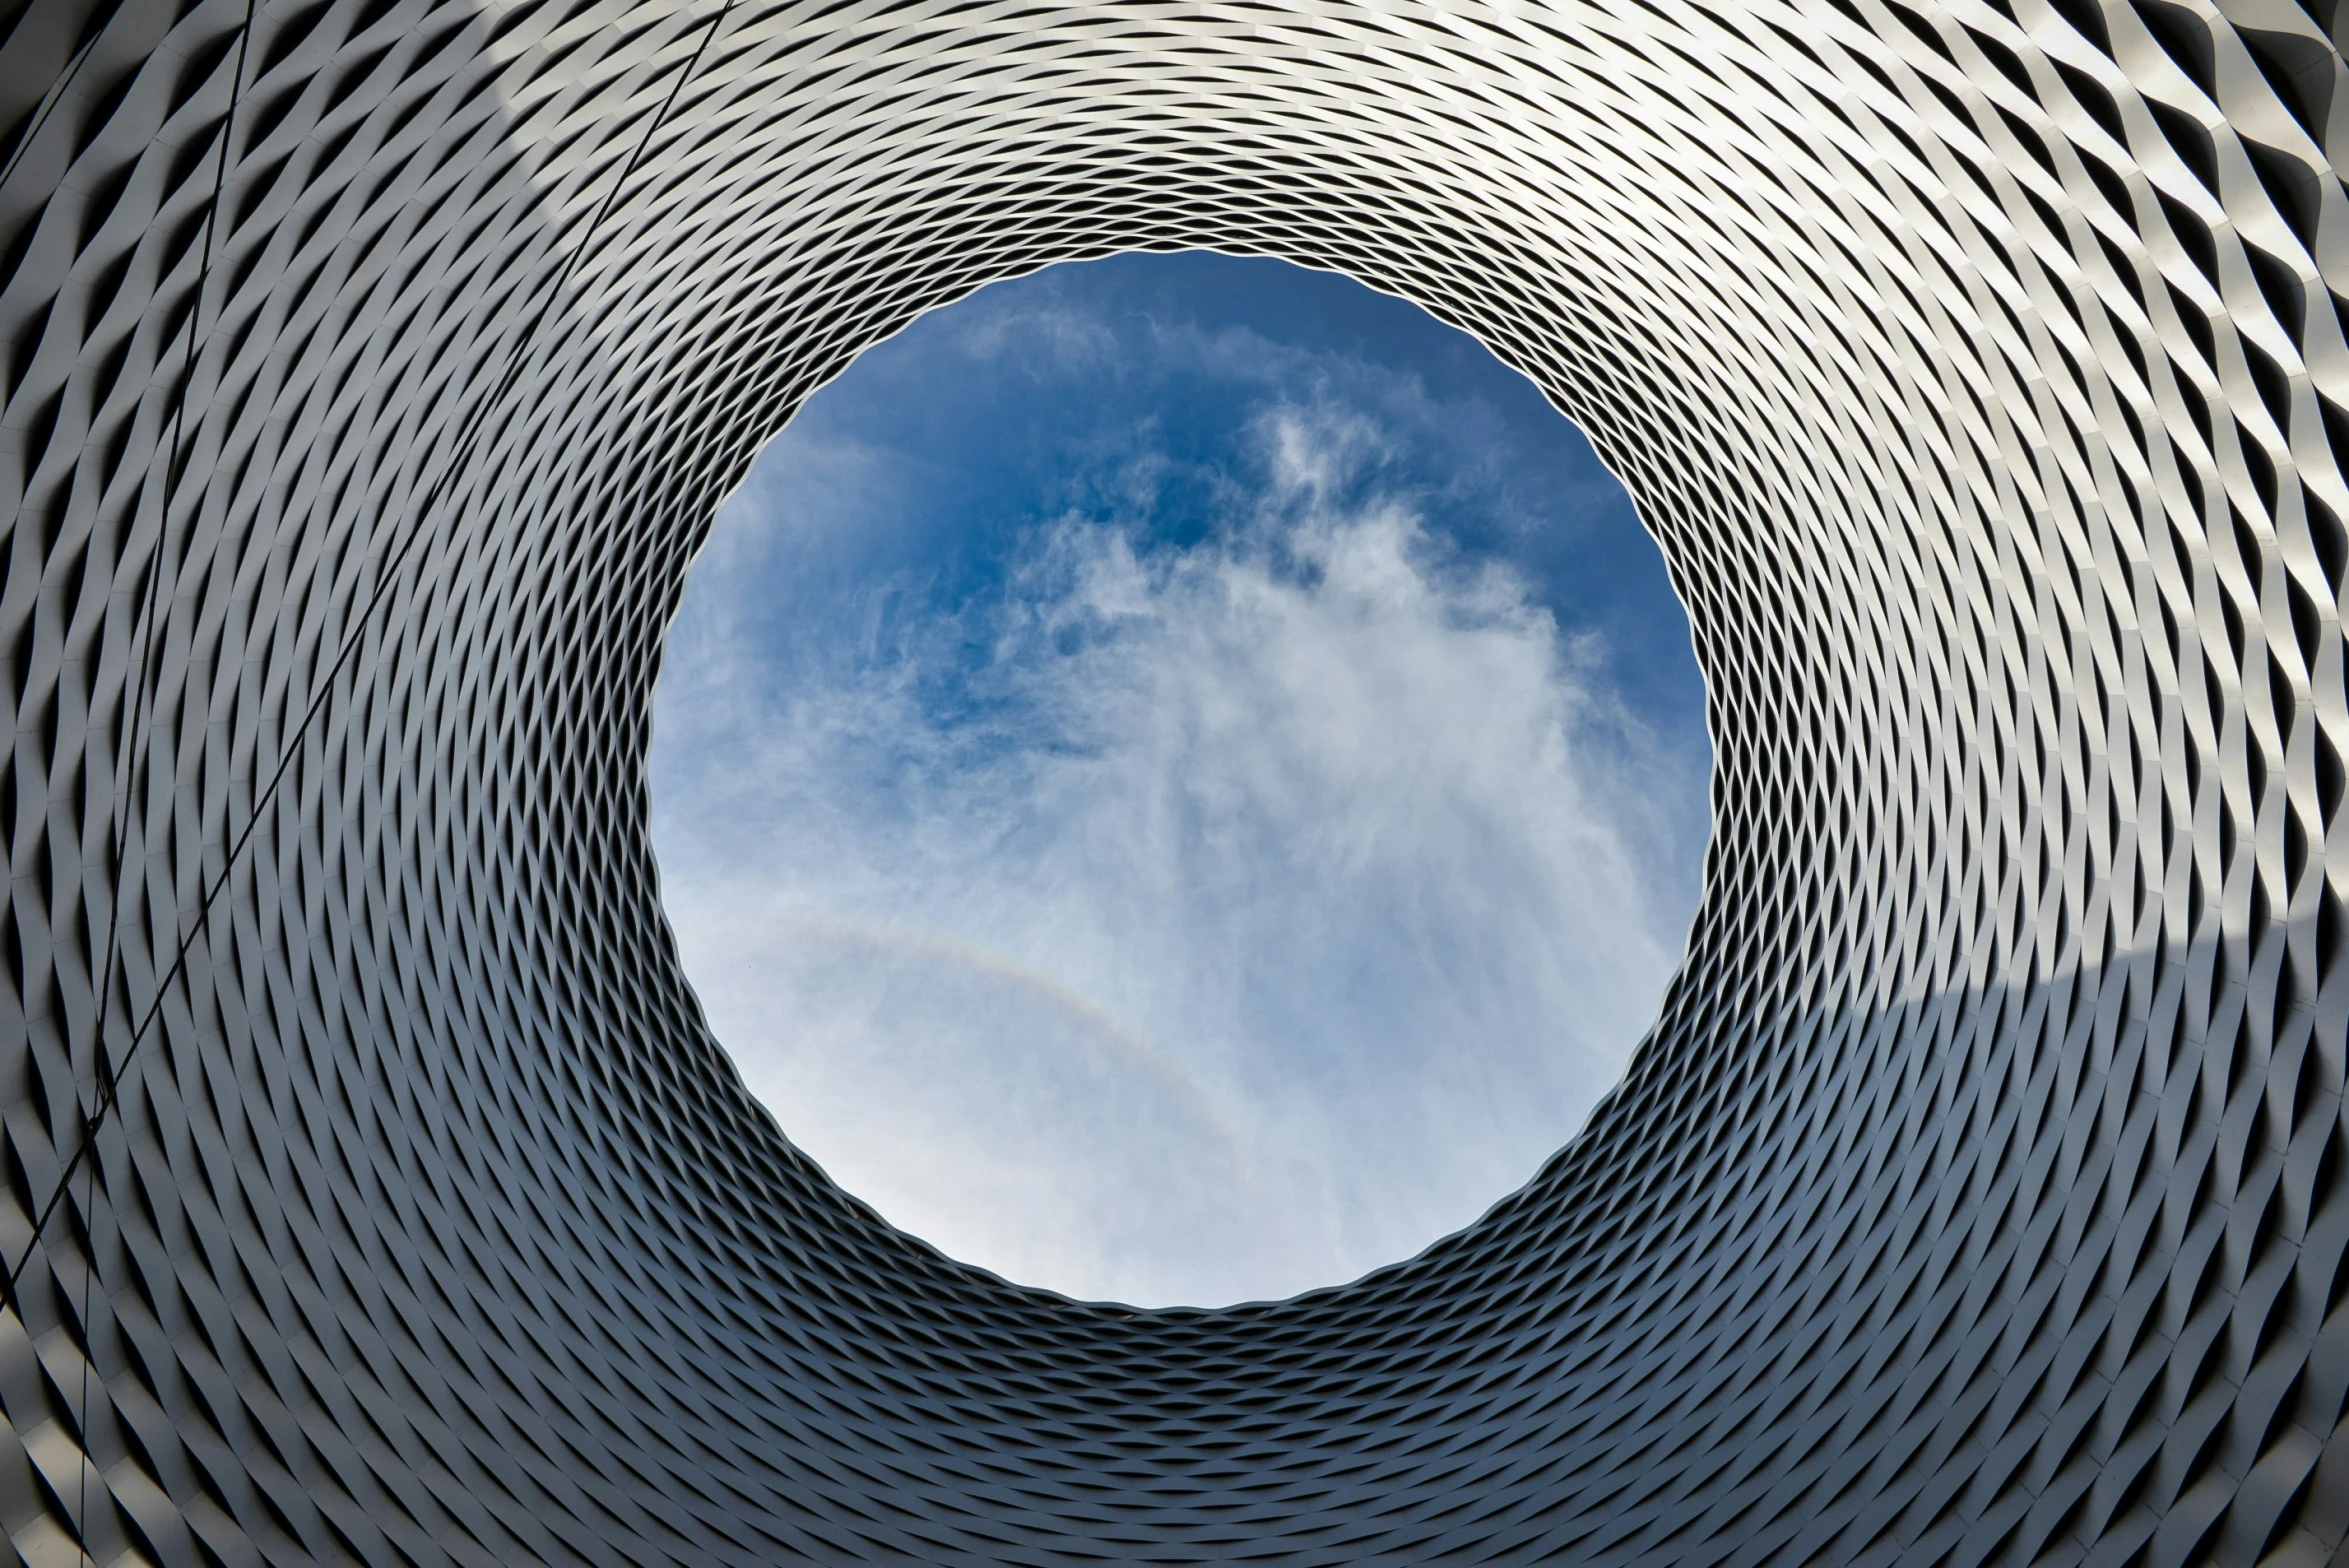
[2,0,2346,1563]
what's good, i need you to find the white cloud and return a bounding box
[653,394,1704,1308]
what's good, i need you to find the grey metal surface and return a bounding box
[1,0,2345,1562]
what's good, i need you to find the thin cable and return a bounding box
[84,0,259,1212]
[66,1,254,1557]
[0,9,106,194]
[4,0,253,1321]
[4,0,741,1309]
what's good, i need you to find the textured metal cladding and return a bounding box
[1,0,2345,1562]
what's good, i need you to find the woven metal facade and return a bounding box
[3,0,2347,1562]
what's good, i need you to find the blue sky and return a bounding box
[650,252,1711,1307]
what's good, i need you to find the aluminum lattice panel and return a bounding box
[1,0,2346,1563]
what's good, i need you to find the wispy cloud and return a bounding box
[651,265,1707,1307]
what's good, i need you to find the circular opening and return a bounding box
[650,253,1712,1306]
